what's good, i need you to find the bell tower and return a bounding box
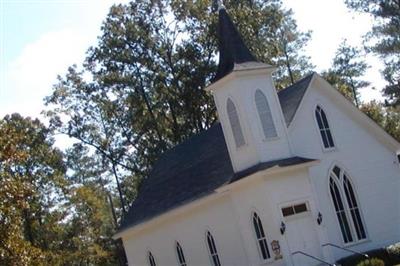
[206,4,293,173]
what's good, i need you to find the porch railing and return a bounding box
[322,243,369,259]
[292,251,337,266]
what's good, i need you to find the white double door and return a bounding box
[284,206,324,266]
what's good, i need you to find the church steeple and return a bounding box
[207,2,291,173]
[214,5,258,81]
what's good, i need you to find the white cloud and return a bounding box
[283,0,385,103]
[2,28,92,118]
[284,0,371,69]
[0,0,130,119]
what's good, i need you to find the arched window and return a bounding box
[252,212,271,260]
[206,231,221,266]
[176,242,187,266]
[315,106,335,149]
[255,90,277,139]
[148,251,157,266]
[329,166,366,243]
[227,98,245,148]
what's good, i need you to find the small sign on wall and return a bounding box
[271,240,283,260]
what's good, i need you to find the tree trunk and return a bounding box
[107,192,118,228]
[112,163,127,214]
[284,44,295,85]
[22,209,34,246]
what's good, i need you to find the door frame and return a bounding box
[277,197,324,266]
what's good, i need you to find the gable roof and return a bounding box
[278,73,314,125]
[118,76,314,233]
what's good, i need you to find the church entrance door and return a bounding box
[281,202,323,266]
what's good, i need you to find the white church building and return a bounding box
[115,6,400,266]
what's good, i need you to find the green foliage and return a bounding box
[272,9,314,89]
[0,113,66,265]
[360,101,400,142]
[386,242,400,258]
[338,246,400,266]
[345,0,400,106]
[61,185,120,265]
[0,114,121,265]
[382,60,400,107]
[322,40,370,107]
[63,143,123,265]
[322,70,355,102]
[356,258,385,266]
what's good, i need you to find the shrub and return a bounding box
[387,243,400,258]
[337,244,400,266]
[356,258,385,266]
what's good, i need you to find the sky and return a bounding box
[0,0,385,120]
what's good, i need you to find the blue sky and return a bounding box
[0,0,384,120]
[0,0,128,118]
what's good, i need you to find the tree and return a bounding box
[360,101,400,142]
[0,114,67,265]
[322,40,370,107]
[273,9,314,89]
[44,0,314,216]
[0,114,122,265]
[61,184,121,265]
[345,0,400,106]
[322,70,355,102]
[62,143,125,265]
[382,61,400,107]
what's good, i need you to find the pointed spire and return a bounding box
[214,7,258,81]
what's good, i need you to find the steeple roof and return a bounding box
[214,7,258,81]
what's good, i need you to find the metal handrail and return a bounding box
[292,251,337,266]
[322,243,369,259]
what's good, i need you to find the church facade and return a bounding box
[115,6,400,266]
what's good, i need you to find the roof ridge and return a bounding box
[278,72,315,94]
[278,73,315,126]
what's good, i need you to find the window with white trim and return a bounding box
[227,98,245,148]
[329,166,366,244]
[252,212,271,260]
[255,90,277,139]
[206,231,221,266]
[148,251,156,266]
[281,203,308,217]
[176,241,187,266]
[315,106,335,149]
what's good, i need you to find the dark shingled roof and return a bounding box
[279,73,315,125]
[214,8,258,81]
[119,123,233,231]
[118,74,315,232]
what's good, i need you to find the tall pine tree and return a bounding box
[345,0,400,106]
[323,40,370,107]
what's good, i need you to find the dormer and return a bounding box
[206,6,292,173]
